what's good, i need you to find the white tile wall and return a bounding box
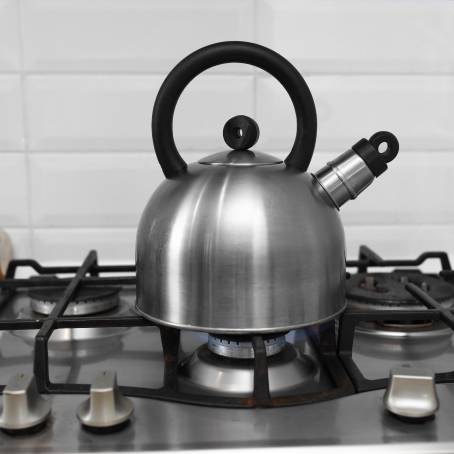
[6,229,32,259]
[0,0,21,70]
[257,0,454,74]
[257,75,454,152]
[309,152,453,226]
[345,226,454,272]
[0,76,24,150]
[29,153,157,227]
[32,228,135,264]
[20,0,254,72]
[26,75,254,151]
[0,0,453,267]
[0,154,28,225]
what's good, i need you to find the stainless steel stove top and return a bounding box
[0,246,453,453]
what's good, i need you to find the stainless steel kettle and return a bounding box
[136,41,399,334]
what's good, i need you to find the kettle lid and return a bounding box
[199,114,282,166]
[199,149,282,167]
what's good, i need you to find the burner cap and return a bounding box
[208,334,286,359]
[346,272,454,311]
[29,286,120,316]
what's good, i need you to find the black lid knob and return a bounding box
[223,115,260,151]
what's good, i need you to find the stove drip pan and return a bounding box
[179,343,318,397]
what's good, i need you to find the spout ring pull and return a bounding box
[369,131,399,163]
[152,41,317,178]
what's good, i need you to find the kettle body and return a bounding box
[136,42,399,333]
[136,156,346,333]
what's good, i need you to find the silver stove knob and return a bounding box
[77,370,133,429]
[0,373,51,431]
[384,367,439,419]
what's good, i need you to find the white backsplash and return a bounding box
[0,0,453,266]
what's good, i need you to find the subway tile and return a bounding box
[308,151,454,226]
[30,152,161,227]
[0,76,24,150]
[29,149,454,229]
[32,228,136,264]
[26,75,254,151]
[0,0,21,70]
[0,154,28,226]
[21,0,254,72]
[256,75,454,152]
[257,0,454,74]
[345,225,454,272]
[3,228,32,261]
[29,151,206,228]
[339,152,454,226]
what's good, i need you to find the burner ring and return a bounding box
[208,334,286,359]
[346,272,454,310]
[29,286,121,316]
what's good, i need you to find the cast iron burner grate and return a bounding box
[0,245,453,408]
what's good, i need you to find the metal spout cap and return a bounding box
[313,131,399,209]
[77,370,133,429]
[384,367,439,419]
[0,373,51,431]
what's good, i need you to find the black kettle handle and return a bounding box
[152,41,317,178]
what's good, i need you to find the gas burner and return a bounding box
[179,341,319,397]
[354,320,453,341]
[207,334,286,359]
[346,271,454,340]
[29,286,120,316]
[346,272,454,311]
[11,287,131,349]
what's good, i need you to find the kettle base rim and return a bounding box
[134,304,347,335]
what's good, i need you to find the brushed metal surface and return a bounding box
[77,370,134,428]
[0,373,50,431]
[0,290,454,451]
[313,149,375,209]
[383,367,439,419]
[199,149,283,166]
[136,160,346,333]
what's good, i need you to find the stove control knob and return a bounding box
[384,367,439,420]
[77,370,133,429]
[0,373,51,432]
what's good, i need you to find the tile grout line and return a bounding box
[0,70,454,77]
[15,0,34,257]
[21,224,454,230]
[252,0,258,120]
[0,70,260,77]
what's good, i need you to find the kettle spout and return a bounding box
[313,131,399,209]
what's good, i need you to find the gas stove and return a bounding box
[0,246,454,452]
